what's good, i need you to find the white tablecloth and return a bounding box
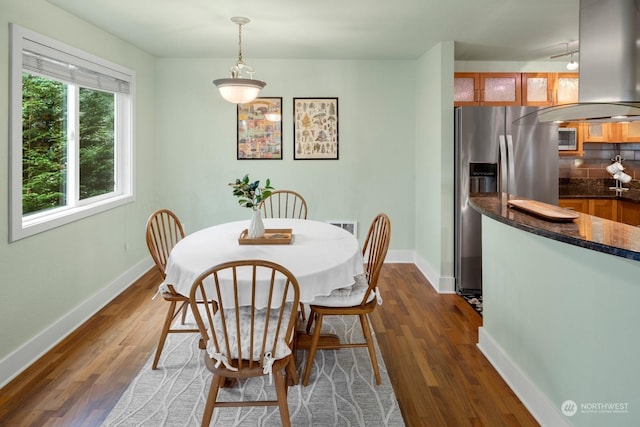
[162,218,364,304]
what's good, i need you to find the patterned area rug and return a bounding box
[102,314,404,426]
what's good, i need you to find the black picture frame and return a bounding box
[293,97,339,160]
[237,97,282,160]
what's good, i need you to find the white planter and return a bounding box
[248,209,265,238]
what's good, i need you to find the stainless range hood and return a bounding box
[537,0,640,122]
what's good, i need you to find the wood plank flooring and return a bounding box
[0,264,539,426]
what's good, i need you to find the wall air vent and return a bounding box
[327,221,357,236]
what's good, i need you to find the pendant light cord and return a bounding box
[237,22,244,65]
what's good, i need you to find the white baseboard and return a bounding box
[413,252,455,293]
[438,276,456,294]
[0,258,154,389]
[384,249,414,263]
[477,327,570,427]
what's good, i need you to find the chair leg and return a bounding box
[302,313,324,386]
[179,301,189,324]
[201,374,224,427]
[274,367,292,427]
[359,313,381,385]
[152,300,178,370]
[305,311,315,333]
[299,302,306,321]
[286,355,299,386]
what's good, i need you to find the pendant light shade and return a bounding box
[551,42,579,72]
[566,52,579,70]
[213,17,266,104]
[214,78,265,104]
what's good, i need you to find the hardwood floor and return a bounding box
[0,264,539,426]
[370,264,538,427]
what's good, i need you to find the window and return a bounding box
[10,24,135,241]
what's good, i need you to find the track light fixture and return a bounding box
[550,42,579,71]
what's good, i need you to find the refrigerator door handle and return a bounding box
[498,135,508,194]
[506,134,516,195]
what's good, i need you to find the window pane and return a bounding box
[11,24,135,241]
[22,73,67,215]
[79,88,115,200]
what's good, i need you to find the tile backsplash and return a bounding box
[559,143,640,180]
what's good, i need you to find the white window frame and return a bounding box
[9,24,135,242]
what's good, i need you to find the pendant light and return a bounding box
[550,42,579,71]
[213,17,266,104]
[566,51,579,71]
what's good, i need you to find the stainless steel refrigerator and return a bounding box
[454,106,559,294]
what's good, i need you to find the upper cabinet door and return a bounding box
[620,121,640,142]
[454,73,521,106]
[554,73,579,105]
[454,72,577,107]
[522,73,555,106]
[454,73,480,106]
[522,73,579,106]
[582,122,607,142]
[480,73,521,106]
[582,122,622,143]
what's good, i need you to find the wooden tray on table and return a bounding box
[238,228,293,245]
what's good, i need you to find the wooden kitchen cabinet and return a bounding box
[558,198,640,224]
[582,123,605,142]
[558,198,618,221]
[580,122,640,143]
[454,73,480,106]
[554,73,579,105]
[454,73,521,106]
[589,199,618,221]
[558,198,589,214]
[522,73,553,106]
[619,121,640,142]
[456,72,578,107]
[618,200,640,226]
[581,122,621,142]
[481,73,521,105]
[522,73,579,106]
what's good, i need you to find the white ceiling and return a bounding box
[47,0,580,62]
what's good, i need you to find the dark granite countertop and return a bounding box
[559,178,640,203]
[469,193,640,262]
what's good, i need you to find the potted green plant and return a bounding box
[229,174,274,238]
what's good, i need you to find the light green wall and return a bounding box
[482,217,640,427]
[0,0,428,383]
[154,58,417,248]
[4,4,633,424]
[414,42,455,289]
[0,1,157,362]
[455,60,572,72]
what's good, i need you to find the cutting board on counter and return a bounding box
[507,199,579,221]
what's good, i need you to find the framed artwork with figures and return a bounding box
[237,97,282,160]
[293,97,339,160]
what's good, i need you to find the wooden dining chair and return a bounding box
[259,190,308,219]
[302,213,391,386]
[145,208,199,370]
[259,189,309,320]
[189,260,300,427]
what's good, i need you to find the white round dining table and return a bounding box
[162,218,365,304]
